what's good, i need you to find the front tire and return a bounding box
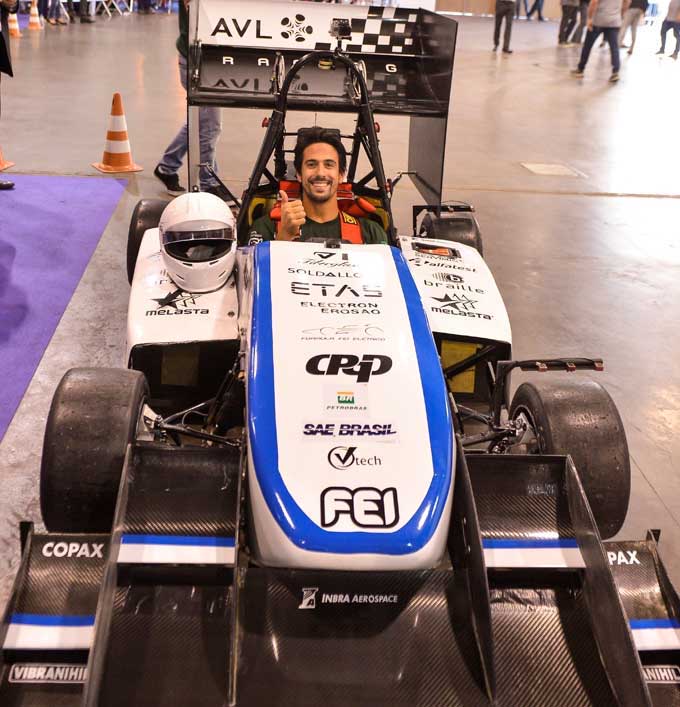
[509,379,630,539]
[127,198,167,284]
[40,368,148,532]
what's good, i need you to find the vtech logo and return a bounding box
[306,354,392,383]
[327,446,382,470]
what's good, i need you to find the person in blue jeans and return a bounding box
[527,0,546,20]
[155,0,225,198]
[572,0,622,81]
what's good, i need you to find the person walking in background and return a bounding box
[619,0,647,53]
[515,0,529,19]
[572,0,623,81]
[559,0,580,43]
[656,0,680,59]
[527,0,546,21]
[570,0,591,43]
[494,0,515,53]
[0,0,16,191]
[155,0,227,198]
[46,0,66,24]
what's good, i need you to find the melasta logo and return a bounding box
[643,665,680,683]
[321,486,399,528]
[306,354,392,383]
[430,294,492,320]
[9,664,87,684]
[146,288,209,317]
[298,588,398,609]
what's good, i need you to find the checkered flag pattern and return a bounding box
[314,7,419,55]
[364,68,409,99]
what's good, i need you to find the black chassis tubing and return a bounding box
[236,49,396,245]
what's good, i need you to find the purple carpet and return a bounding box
[0,174,125,440]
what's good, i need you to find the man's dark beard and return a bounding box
[302,178,336,204]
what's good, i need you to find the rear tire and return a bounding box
[421,212,484,256]
[40,368,148,533]
[509,379,630,539]
[127,199,167,284]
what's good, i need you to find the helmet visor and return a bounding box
[163,227,234,263]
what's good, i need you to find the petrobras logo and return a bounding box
[9,664,87,684]
[324,387,367,413]
[643,665,680,684]
[303,423,397,437]
[306,354,392,383]
[337,391,355,405]
[321,486,399,528]
[327,446,382,470]
[42,541,104,559]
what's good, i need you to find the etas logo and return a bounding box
[42,542,104,559]
[321,486,399,528]
[306,354,392,383]
[291,282,382,297]
[327,446,382,470]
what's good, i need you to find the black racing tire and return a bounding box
[40,368,148,533]
[127,198,167,284]
[509,379,630,539]
[422,214,484,256]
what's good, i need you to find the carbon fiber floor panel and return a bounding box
[97,584,231,707]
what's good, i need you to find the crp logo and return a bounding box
[42,541,104,559]
[306,354,392,383]
[321,487,399,528]
[327,446,382,470]
[281,14,313,42]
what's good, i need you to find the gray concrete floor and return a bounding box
[1,13,679,605]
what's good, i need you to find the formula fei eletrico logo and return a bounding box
[306,354,392,383]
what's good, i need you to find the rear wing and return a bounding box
[187,0,458,204]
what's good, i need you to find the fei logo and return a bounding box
[321,487,399,528]
[306,354,392,383]
[299,587,319,610]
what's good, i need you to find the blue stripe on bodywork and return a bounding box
[482,538,579,549]
[120,534,234,547]
[247,243,453,555]
[11,614,95,627]
[630,618,680,630]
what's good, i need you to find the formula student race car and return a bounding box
[2,2,679,705]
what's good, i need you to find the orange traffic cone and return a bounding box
[92,93,143,174]
[0,145,15,171]
[8,13,22,38]
[28,0,43,30]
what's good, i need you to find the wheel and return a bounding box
[127,198,167,284]
[40,368,148,533]
[420,212,484,256]
[509,379,630,539]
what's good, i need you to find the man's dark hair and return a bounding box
[294,127,347,175]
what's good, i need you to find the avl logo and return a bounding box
[327,446,382,470]
[321,487,399,528]
[306,354,392,383]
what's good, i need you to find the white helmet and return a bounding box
[159,192,236,293]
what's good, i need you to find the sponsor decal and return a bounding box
[299,252,356,268]
[607,550,641,566]
[290,282,382,297]
[299,587,319,610]
[306,354,392,383]
[327,446,382,470]
[9,664,87,684]
[431,272,464,283]
[301,324,385,342]
[412,242,460,259]
[431,294,492,320]
[288,268,359,278]
[321,486,399,528]
[423,278,485,294]
[280,13,314,42]
[643,665,680,684]
[211,18,273,39]
[299,302,381,315]
[42,542,104,559]
[324,388,367,413]
[407,256,476,273]
[304,423,397,437]
[298,589,398,609]
[146,288,209,317]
